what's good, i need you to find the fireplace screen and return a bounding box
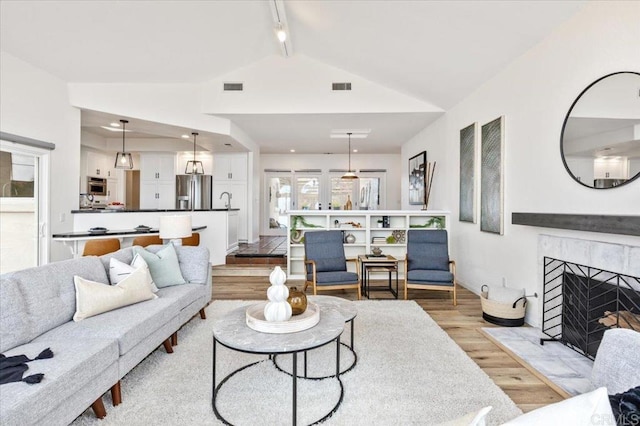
[542,257,640,359]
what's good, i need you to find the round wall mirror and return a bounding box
[561,71,640,189]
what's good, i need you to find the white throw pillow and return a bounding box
[502,387,614,425]
[73,267,157,321]
[487,286,525,304]
[109,255,159,292]
[437,406,492,426]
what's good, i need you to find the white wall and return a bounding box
[401,1,640,327]
[202,55,441,114]
[0,51,81,261]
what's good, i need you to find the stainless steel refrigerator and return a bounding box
[175,175,212,210]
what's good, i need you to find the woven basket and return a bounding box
[480,287,526,327]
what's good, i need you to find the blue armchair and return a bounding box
[304,231,361,299]
[404,230,457,305]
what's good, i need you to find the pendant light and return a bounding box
[341,132,358,180]
[185,132,204,174]
[114,119,133,169]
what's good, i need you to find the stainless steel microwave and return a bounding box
[87,177,107,196]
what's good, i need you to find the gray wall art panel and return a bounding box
[459,123,476,223]
[481,117,504,234]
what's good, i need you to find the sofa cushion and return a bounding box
[309,271,359,285]
[34,298,179,356]
[591,328,640,395]
[109,255,159,292]
[502,387,613,425]
[99,247,135,271]
[0,276,31,353]
[0,257,108,350]
[407,269,454,284]
[156,284,207,312]
[407,230,450,271]
[147,245,210,284]
[73,268,157,321]
[134,245,186,288]
[0,339,118,426]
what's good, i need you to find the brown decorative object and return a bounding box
[344,194,353,210]
[599,310,640,330]
[287,286,308,315]
[422,161,436,210]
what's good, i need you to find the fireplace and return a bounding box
[541,257,640,359]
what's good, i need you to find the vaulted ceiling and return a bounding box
[0,0,586,153]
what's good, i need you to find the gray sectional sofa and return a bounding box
[0,245,211,426]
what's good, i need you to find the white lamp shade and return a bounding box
[159,215,192,239]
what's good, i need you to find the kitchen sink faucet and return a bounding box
[220,191,232,209]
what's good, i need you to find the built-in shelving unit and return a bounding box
[287,210,450,279]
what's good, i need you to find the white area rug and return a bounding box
[482,327,594,396]
[72,300,521,425]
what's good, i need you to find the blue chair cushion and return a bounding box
[407,230,450,271]
[307,271,359,285]
[304,231,347,273]
[407,269,454,284]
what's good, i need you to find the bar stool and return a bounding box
[132,235,162,247]
[82,239,121,256]
[181,232,200,246]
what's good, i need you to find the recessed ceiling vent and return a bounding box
[223,82,244,91]
[332,82,352,91]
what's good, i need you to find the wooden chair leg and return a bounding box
[91,397,107,419]
[171,332,178,346]
[111,381,122,406]
[199,308,206,319]
[163,338,173,354]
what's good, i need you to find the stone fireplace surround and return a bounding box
[537,234,640,352]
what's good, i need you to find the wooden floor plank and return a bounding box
[210,275,564,413]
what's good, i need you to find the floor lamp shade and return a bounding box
[159,215,192,242]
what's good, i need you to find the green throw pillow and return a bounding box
[133,244,186,288]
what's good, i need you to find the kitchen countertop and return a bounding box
[52,225,207,239]
[71,208,239,213]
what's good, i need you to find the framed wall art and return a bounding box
[480,116,504,234]
[459,123,477,223]
[408,151,426,205]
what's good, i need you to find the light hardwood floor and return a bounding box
[211,276,565,413]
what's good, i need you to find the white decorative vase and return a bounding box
[264,266,292,322]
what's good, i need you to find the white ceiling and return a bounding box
[0,0,587,154]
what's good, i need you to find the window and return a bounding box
[0,140,50,273]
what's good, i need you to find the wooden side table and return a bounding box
[357,254,399,299]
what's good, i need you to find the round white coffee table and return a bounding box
[212,304,345,426]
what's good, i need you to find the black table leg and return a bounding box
[212,338,216,405]
[336,336,341,378]
[350,319,354,350]
[304,350,308,378]
[293,351,297,426]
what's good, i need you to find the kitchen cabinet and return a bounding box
[139,153,176,209]
[594,158,628,180]
[140,154,175,182]
[85,150,111,178]
[213,154,247,181]
[106,178,120,202]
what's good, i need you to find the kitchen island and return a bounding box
[61,209,239,265]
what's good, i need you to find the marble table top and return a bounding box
[308,296,357,323]
[213,304,344,354]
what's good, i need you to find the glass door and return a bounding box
[264,173,292,236]
[330,174,358,210]
[294,173,321,211]
[0,142,48,273]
